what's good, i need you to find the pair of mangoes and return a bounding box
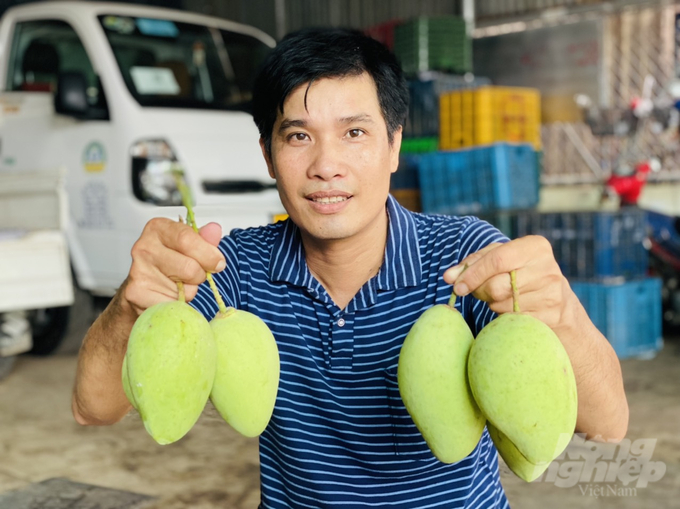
[122,300,280,445]
[397,274,577,482]
[123,171,280,445]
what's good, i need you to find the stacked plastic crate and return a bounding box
[393,16,471,76]
[438,86,541,151]
[503,209,662,359]
[416,143,540,216]
[367,17,661,360]
[368,16,542,217]
[419,84,543,216]
[403,73,492,145]
[365,18,436,211]
[396,72,491,212]
[370,16,484,212]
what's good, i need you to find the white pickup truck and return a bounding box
[0,2,285,354]
[0,170,74,379]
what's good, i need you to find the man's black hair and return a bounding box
[252,27,409,155]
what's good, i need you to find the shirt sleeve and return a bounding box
[189,233,241,320]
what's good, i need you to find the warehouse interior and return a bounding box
[1,0,679,507]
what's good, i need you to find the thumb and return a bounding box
[199,222,223,247]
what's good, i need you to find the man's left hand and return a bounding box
[443,235,572,331]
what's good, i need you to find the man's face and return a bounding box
[261,72,401,244]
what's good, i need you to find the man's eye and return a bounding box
[348,129,364,138]
[288,133,308,141]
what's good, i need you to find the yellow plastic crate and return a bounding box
[439,93,452,150]
[439,86,541,150]
[461,89,475,148]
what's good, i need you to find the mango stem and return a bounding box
[510,270,520,313]
[173,170,229,315]
[177,281,186,303]
[206,274,229,315]
[216,307,238,319]
[448,263,470,307]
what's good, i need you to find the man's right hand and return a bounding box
[122,218,226,315]
[72,217,225,426]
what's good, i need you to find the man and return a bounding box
[73,28,628,508]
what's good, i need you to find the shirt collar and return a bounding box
[269,195,422,290]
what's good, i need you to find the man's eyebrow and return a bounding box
[339,114,375,125]
[277,114,375,135]
[278,118,307,133]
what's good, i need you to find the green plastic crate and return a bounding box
[400,137,439,154]
[394,16,472,75]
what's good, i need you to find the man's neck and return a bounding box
[301,212,388,311]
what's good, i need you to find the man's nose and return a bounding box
[307,138,348,180]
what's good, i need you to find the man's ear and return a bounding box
[259,138,275,179]
[390,126,403,174]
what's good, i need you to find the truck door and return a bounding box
[0,18,115,293]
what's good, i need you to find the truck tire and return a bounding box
[0,356,16,381]
[27,306,71,356]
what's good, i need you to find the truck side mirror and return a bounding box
[54,71,88,117]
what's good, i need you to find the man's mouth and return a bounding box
[306,192,352,204]
[311,196,349,204]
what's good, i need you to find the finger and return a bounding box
[123,266,179,313]
[150,247,211,286]
[478,275,566,328]
[443,243,502,285]
[125,262,204,314]
[453,237,541,296]
[467,269,537,305]
[465,246,568,328]
[199,222,223,247]
[183,283,200,303]
[150,218,226,273]
[198,222,226,273]
[471,271,515,308]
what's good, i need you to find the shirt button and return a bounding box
[337,318,346,327]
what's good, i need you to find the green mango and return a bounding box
[487,422,551,482]
[121,354,136,410]
[468,312,577,470]
[398,303,486,464]
[125,300,217,445]
[210,308,280,437]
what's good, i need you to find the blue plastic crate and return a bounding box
[646,209,680,260]
[571,278,663,359]
[417,143,539,215]
[510,209,648,280]
[405,80,440,138]
[393,154,421,190]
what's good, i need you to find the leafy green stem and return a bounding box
[173,170,229,315]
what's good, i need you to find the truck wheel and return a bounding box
[27,306,71,356]
[0,356,16,381]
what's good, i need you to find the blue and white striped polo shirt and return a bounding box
[191,195,510,508]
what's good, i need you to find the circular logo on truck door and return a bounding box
[83,141,106,173]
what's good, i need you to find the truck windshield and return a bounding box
[98,15,271,112]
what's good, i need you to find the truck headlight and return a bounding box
[131,139,185,206]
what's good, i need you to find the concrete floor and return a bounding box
[0,296,678,508]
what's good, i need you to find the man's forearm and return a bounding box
[556,295,629,442]
[72,286,136,425]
